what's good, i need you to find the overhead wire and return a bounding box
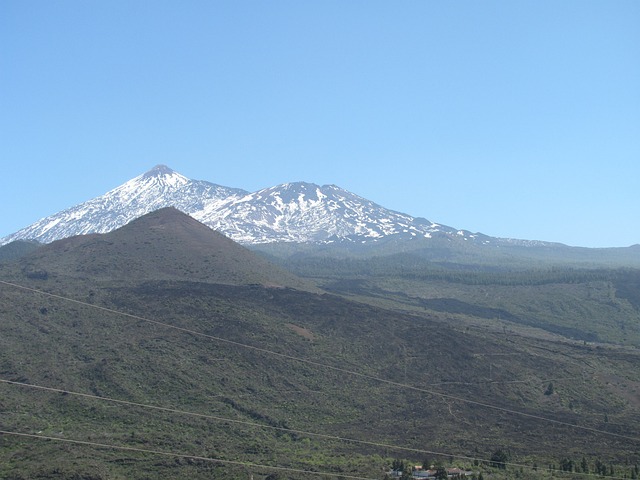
[0,279,637,444]
[1,377,442,454]
[0,429,377,480]
[0,378,634,479]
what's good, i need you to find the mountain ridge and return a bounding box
[1,165,528,248]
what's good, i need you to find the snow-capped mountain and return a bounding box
[2,165,487,246]
[196,181,467,244]
[2,166,247,245]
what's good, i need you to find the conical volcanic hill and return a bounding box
[17,207,313,290]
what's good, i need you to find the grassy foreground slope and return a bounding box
[1,210,639,479]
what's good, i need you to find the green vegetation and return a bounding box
[271,254,640,347]
[0,209,639,478]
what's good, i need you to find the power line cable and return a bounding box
[0,378,632,479]
[1,279,638,445]
[0,426,631,480]
[0,379,549,470]
[0,429,377,480]
[0,378,438,454]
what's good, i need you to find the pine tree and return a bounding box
[435,467,448,480]
[560,458,574,472]
[490,449,509,469]
[581,457,589,474]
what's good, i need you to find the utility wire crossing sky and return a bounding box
[1,1,638,247]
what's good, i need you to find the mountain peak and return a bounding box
[143,164,175,178]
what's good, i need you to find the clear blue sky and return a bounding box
[1,1,638,247]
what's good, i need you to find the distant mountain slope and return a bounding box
[1,165,489,246]
[18,207,314,290]
[0,240,41,262]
